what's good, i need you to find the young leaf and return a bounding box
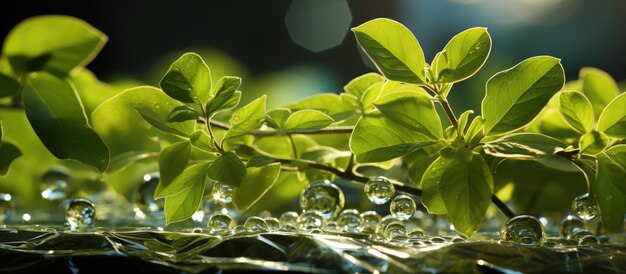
[350,112,439,163]
[3,15,107,76]
[224,96,266,140]
[340,93,360,110]
[558,91,594,133]
[155,162,209,199]
[22,72,109,171]
[167,105,199,122]
[159,52,211,105]
[597,92,626,138]
[284,93,354,121]
[481,56,565,134]
[0,141,21,176]
[137,110,191,137]
[233,163,281,211]
[595,146,626,230]
[344,72,383,98]
[246,154,276,168]
[374,91,442,140]
[157,141,191,192]
[421,154,455,214]
[189,130,215,153]
[483,133,567,160]
[432,27,491,83]
[457,110,474,136]
[579,131,608,154]
[106,151,155,173]
[283,109,334,133]
[439,152,493,237]
[0,73,20,98]
[206,76,242,116]
[352,18,426,84]
[206,151,247,187]
[465,116,484,145]
[164,174,205,224]
[265,108,291,129]
[580,67,619,117]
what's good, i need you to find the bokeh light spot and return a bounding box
[285,0,352,52]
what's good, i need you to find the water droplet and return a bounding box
[364,176,395,205]
[264,217,280,231]
[572,227,593,240]
[360,211,381,233]
[578,234,599,246]
[40,167,71,201]
[337,209,363,232]
[212,182,234,203]
[279,211,298,225]
[233,225,247,234]
[244,216,268,232]
[376,215,400,237]
[500,215,546,246]
[133,172,164,218]
[325,221,339,232]
[408,229,425,238]
[572,193,598,221]
[384,222,407,240]
[390,195,416,220]
[299,180,345,219]
[431,236,446,243]
[0,194,14,223]
[452,237,465,243]
[280,223,297,231]
[66,198,96,229]
[297,210,326,231]
[207,213,234,235]
[560,215,586,239]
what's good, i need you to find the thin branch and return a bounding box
[197,118,353,137]
[287,134,298,158]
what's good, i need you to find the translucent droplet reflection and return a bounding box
[244,216,268,232]
[364,176,395,205]
[211,182,234,203]
[279,211,299,225]
[40,167,71,201]
[337,209,363,232]
[207,213,234,235]
[299,180,345,219]
[297,210,326,231]
[384,222,407,240]
[572,193,598,221]
[0,194,14,223]
[66,198,96,229]
[133,172,164,218]
[264,217,280,231]
[390,195,416,220]
[561,215,586,239]
[500,215,546,246]
[360,211,381,233]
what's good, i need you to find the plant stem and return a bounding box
[287,134,298,158]
[438,96,459,128]
[197,118,353,137]
[204,116,224,153]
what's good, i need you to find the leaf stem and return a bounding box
[204,116,224,153]
[197,118,353,137]
[287,134,298,158]
[437,95,459,128]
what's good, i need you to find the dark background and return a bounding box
[1,0,625,110]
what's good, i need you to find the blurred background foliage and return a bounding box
[0,0,624,217]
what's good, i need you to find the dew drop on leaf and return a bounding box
[337,209,363,232]
[264,217,280,231]
[360,210,381,233]
[571,193,598,221]
[66,198,95,229]
[211,182,234,203]
[384,221,407,240]
[578,234,600,246]
[376,215,400,237]
[133,172,164,218]
[244,216,268,232]
[560,215,586,239]
[297,210,326,231]
[499,215,546,246]
[390,195,416,220]
[299,180,345,219]
[364,176,395,205]
[40,166,71,201]
[207,213,234,235]
[279,211,299,226]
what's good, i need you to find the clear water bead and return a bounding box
[364,176,395,205]
[500,215,546,246]
[279,211,299,225]
[560,215,586,239]
[376,215,400,237]
[337,209,363,232]
[133,172,164,217]
[212,182,234,203]
[40,167,71,201]
[244,216,268,232]
[66,198,96,229]
[0,194,14,223]
[408,229,425,238]
[297,210,326,231]
[207,213,234,235]
[390,195,416,220]
[299,180,345,219]
[264,217,280,231]
[578,234,599,246]
[384,222,408,240]
[571,193,598,221]
[360,211,381,233]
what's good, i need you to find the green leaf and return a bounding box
[558,91,594,133]
[439,152,493,237]
[159,52,211,105]
[207,76,242,116]
[22,72,109,171]
[224,96,266,140]
[157,141,191,193]
[464,116,484,146]
[340,93,360,110]
[189,130,215,153]
[344,72,383,98]
[457,110,474,136]
[167,105,199,122]
[284,93,354,121]
[432,27,491,83]
[0,141,21,176]
[246,154,276,168]
[0,120,3,143]
[155,162,209,199]
[483,133,567,160]
[421,153,455,214]
[283,109,334,133]
[374,91,442,140]
[580,67,619,117]
[106,151,155,173]
[265,108,291,129]
[137,110,190,137]
[352,18,426,84]
[0,73,21,98]
[3,15,107,76]
[579,131,608,154]
[481,56,565,134]
[597,92,626,138]
[350,112,439,163]
[595,146,626,231]
[233,163,281,211]
[164,174,205,224]
[206,151,246,187]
